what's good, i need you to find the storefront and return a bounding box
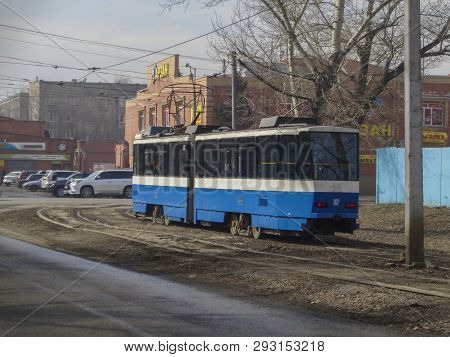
[0,116,75,173]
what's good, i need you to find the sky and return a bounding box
[0,0,234,99]
[0,0,448,100]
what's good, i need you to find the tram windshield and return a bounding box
[304,132,358,181]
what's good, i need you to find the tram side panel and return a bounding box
[193,178,358,233]
[192,132,359,234]
[132,141,191,222]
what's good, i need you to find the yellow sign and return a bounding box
[191,104,204,125]
[152,63,170,81]
[422,131,448,144]
[360,124,392,137]
[360,154,376,164]
[0,159,4,167]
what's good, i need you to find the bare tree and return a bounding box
[162,0,449,126]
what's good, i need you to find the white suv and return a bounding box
[69,170,132,198]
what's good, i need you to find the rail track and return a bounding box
[122,208,449,268]
[36,206,450,299]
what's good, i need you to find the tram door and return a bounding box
[180,140,194,223]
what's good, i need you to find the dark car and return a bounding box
[52,172,90,197]
[17,173,44,188]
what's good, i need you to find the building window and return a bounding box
[149,108,157,126]
[423,102,444,127]
[162,106,169,127]
[46,109,58,122]
[119,114,124,124]
[138,110,145,131]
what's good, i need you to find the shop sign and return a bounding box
[360,154,376,164]
[360,124,392,137]
[0,154,70,161]
[152,63,170,81]
[422,131,448,144]
[0,142,45,151]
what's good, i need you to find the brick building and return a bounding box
[122,55,284,167]
[0,116,116,173]
[359,75,449,194]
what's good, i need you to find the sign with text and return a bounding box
[0,153,70,161]
[422,130,448,144]
[360,154,376,164]
[360,124,392,137]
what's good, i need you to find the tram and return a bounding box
[132,117,359,237]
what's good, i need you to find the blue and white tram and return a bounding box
[132,120,359,237]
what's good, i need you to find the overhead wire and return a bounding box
[0,23,220,63]
[101,7,269,70]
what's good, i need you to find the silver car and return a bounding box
[69,170,132,198]
[41,170,77,190]
[2,171,21,186]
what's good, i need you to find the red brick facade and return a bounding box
[359,75,449,194]
[0,116,116,173]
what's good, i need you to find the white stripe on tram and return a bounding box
[133,176,359,193]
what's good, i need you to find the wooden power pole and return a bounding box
[404,0,425,266]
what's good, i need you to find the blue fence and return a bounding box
[376,147,450,207]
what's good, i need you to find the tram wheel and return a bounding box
[251,226,263,239]
[229,214,239,236]
[152,205,163,224]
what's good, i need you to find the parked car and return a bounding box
[18,173,44,188]
[2,171,21,186]
[52,172,90,197]
[17,170,37,182]
[69,170,132,198]
[41,170,77,191]
[23,178,44,192]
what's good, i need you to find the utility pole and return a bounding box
[186,63,197,125]
[404,0,425,267]
[231,51,238,130]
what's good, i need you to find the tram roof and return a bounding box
[134,125,358,144]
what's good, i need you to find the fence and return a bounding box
[376,147,450,207]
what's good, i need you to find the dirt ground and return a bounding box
[343,204,450,255]
[0,203,448,336]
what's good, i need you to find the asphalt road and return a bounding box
[0,234,390,337]
[0,185,129,206]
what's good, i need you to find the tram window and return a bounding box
[307,132,358,181]
[219,139,238,178]
[278,135,298,180]
[168,142,190,178]
[144,144,158,176]
[238,137,256,179]
[257,135,279,179]
[169,142,180,177]
[157,143,169,176]
[133,144,144,176]
[179,142,190,178]
[196,140,219,178]
[298,133,313,179]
